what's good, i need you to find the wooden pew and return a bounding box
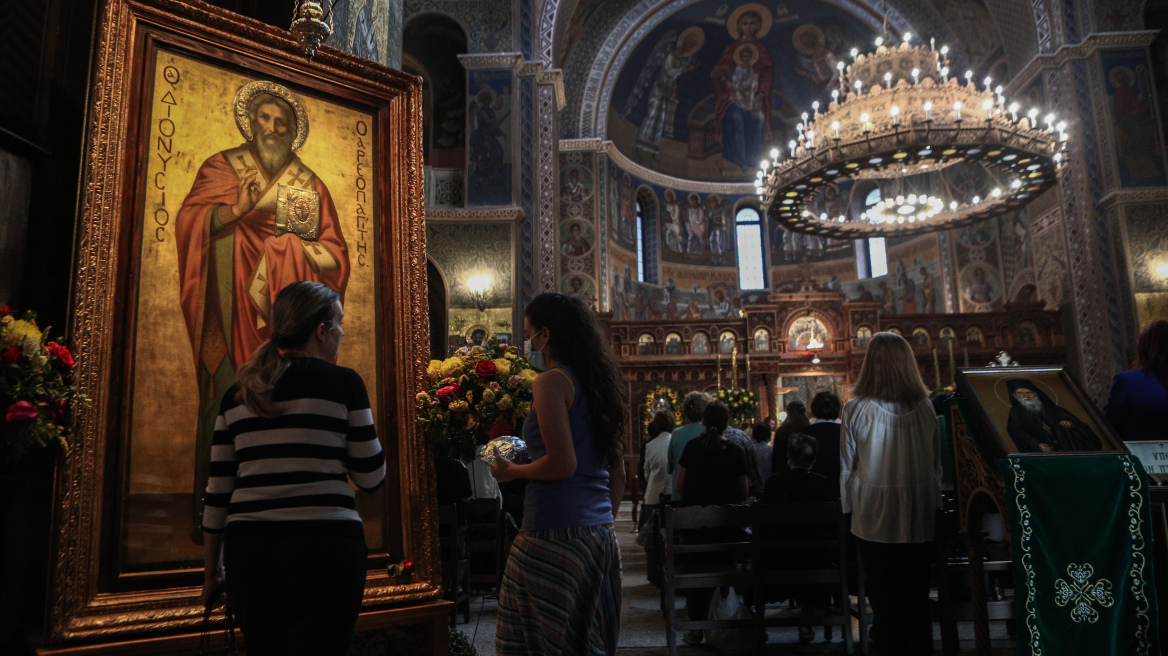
[660,501,863,655]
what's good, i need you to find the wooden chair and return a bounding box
[437,504,470,626]
[465,498,506,592]
[659,501,863,656]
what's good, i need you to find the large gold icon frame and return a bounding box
[50,0,434,644]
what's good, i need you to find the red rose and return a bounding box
[47,342,75,368]
[487,420,513,440]
[49,398,68,422]
[474,360,497,378]
[5,401,39,423]
[436,383,461,403]
[0,346,19,365]
[0,305,9,316]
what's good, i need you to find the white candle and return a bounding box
[924,101,933,120]
[891,106,899,125]
[954,101,962,120]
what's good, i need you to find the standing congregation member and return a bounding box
[801,391,843,498]
[752,422,774,481]
[200,281,385,656]
[841,332,941,656]
[640,411,675,586]
[668,391,713,500]
[490,293,627,655]
[675,401,750,646]
[1105,320,1168,439]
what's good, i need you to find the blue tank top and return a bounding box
[520,365,613,530]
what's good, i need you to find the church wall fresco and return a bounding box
[1030,209,1069,311]
[1099,48,1168,188]
[949,217,1006,313]
[467,70,515,206]
[839,234,943,315]
[404,0,513,53]
[327,0,392,65]
[426,222,515,308]
[403,17,467,168]
[1123,202,1168,330]
[559,151,599,307]
[605,0,880,183]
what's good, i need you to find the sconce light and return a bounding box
[807,337,825,364]
[467,274,491,312]
[1156,261,1168,280]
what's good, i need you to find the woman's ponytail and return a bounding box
[234,281,339,416]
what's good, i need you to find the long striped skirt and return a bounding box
[496,523,622,655]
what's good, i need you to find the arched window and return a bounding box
[734,207,766,290]
[858,189,888,278]
[635,201,645,282]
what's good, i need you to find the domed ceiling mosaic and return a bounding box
[606,1,880,183]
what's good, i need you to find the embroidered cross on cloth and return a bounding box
[1000,454,1161,655]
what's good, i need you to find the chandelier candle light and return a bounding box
[756,34,1068,237]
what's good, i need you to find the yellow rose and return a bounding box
[482,389,496,403]
[519,369,538,381]
[496,395,512,410]
[449,400,469,412]
[415,392,430,404]
[492,358,511,376]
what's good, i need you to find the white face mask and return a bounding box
[524,333,547,371]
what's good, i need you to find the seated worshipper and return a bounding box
[668,391,713,500]
[640,410,674,586]
[760,433,834,643]
[1105,319,1168,440]
[675,401,750,646]
[771,401,811,475]
[1006,379,1102,452]
[726,423,763,495]
[801,392,842,499]
[752,422,774,481]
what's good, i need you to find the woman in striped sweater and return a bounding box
[199,281,385,656]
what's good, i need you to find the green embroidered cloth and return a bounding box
[1000,455,1161,656]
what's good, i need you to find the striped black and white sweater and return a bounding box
[202,357,386,539]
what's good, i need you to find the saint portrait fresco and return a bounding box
[753,328,770,352]
[856,326,873,348]
[665,332,683,355]
[956,369,1121,457]
[719,330,737,353]
[175,80,352,538]
[638,333,655,355]
[128,48,382,565]
[692,331,710,354]
[787,316,828,351]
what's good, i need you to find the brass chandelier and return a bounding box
[758,35,1068,237]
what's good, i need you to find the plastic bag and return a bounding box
[704,586,758,654]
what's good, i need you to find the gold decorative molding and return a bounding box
[424,207,525,221]
[53,0,437,645]
[1006,31,1160,95]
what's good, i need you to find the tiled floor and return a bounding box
[454,505,1019,654]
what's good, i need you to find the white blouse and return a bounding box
[643,432,673,504]
[840,397,942,543]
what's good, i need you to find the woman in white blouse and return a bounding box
[639,411,674,586]
[840,332,941,656]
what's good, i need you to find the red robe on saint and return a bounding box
[710,39,774,141]
[176,144,350,374]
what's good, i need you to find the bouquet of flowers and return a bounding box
[641,386,680,440]
[416,338,537,461]
[716,387,759,425]
[0,307,82,465]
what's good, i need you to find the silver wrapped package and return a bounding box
[478,436,530,467]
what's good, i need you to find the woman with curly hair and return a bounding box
[490,293,628,655]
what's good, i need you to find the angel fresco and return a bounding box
[469,88,510,193]
[626,27,705,160]
[711,4,774,172]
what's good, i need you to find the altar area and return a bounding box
[604,288,1065,437]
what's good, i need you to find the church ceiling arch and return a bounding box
[601,0,900,183]
[560,0,1019,153]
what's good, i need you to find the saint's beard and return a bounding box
[252,129,294,175]
[1017,397,1043,414]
